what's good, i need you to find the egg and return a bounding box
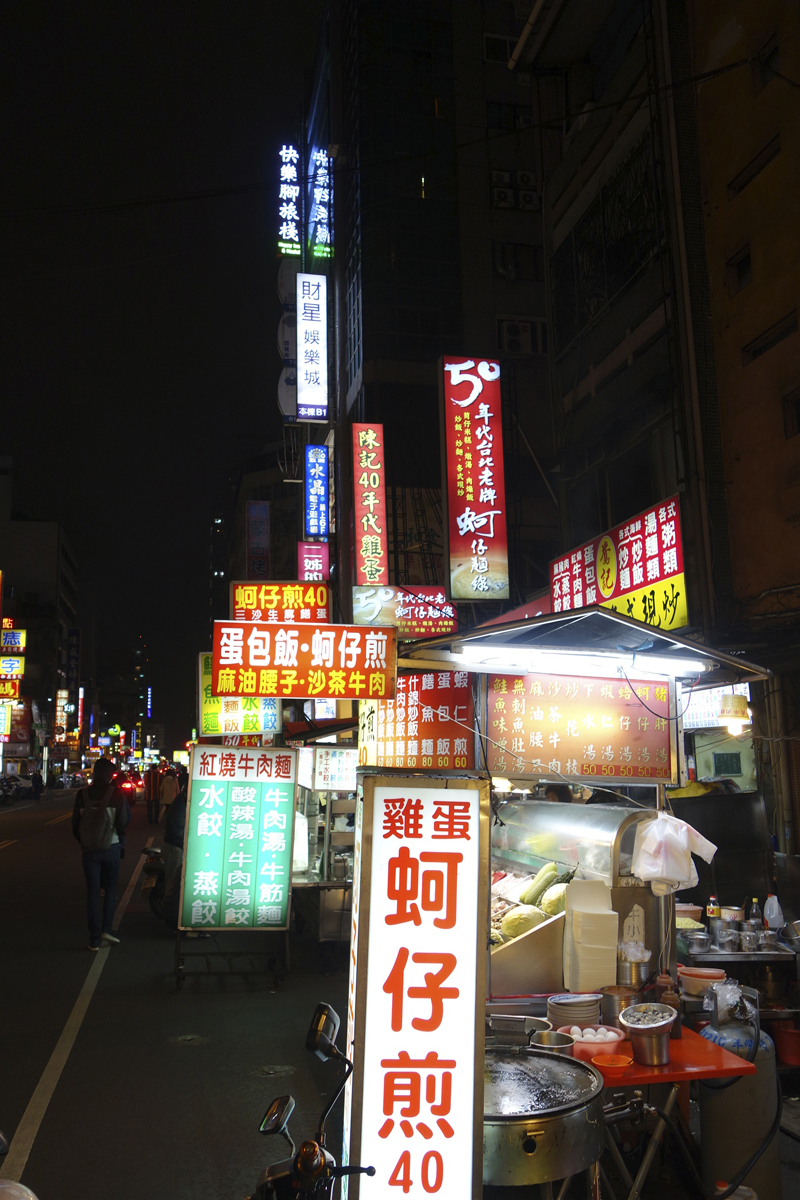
[570,1026,582,1037]
[582,1029,596,1040]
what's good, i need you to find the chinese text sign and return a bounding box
[278,144,301,257]
[352,423,388,586]
[352,586,457,639]
[313,747,358,791]
[0,629,25,653]
[0,657,24,680]
[198,654,281,739]
[230,581,329,623]
[354,786,482,1198]
[212,621,397,701]
[180,746,296,930]
[305,445,329,538]
[0,680,20,700]
[298,541,330,580]
[297,273,328,421]
[309,149,331,259]
[246,501,270,581]
[359,671,475,771]
[67,628,81,732]
[550,496,687,630]
[487,672,673,782]
[441,357,509,600]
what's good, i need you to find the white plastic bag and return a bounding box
[631,812,716,896]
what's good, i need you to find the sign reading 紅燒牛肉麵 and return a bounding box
[229,581,329,624]
[197,654,281,740]
[549,496,687,629]
[211,621,397,701]
[179,746,296,931]
[486,672,674,783]
[358,671,475,771]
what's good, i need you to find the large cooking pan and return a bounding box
[484,1045,605,1188]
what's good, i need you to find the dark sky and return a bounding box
[2,1,322,747]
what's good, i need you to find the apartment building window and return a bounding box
[753,34,779,93]
[783,388,800,439]
[742,311,797,365]
[484,34,515,62]
[495,243,544,281]
[487,102,531,131]
[726,244,752,296]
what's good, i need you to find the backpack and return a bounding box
[78,784,118,852]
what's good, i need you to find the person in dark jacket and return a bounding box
[72,758,130,950]
[31,770,44,804]
[162,776,188,929]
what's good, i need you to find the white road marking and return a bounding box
[0,803,34,816]
[0,836,154,1182]
[0,839,18,850]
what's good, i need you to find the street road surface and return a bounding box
[0,794,347,1200]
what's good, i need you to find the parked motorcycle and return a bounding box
[140,846,165,919]
[0,1130,39,1199]
[248,1003,374,1198]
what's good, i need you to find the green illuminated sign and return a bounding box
[198,653,281,738]
[179,745,296,931]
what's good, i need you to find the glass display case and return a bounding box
[290,747,356,942]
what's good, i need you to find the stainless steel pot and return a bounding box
[483,1046,605,1187]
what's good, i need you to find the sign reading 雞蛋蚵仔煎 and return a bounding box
[486,671,674,784]
[352,585,457,639]
[358,671,475,771]
[197,654,281,739]
[549,496,687,630]
[211,621,397,701]
[179,746,296,931]
[440,357,509,601]
[305,445,329,537]
[352,423,388,587]
[229,581,329,623]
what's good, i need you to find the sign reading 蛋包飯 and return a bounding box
[352,423,387,586]
[278,144,301,257]
[197,654,281,739]
[211,621,397,700]
[296,273,328,421]
[440,357,509,600]
[229,581,329,624]
[305,446,329,538]
[179,746,296,931]
[550,496,687,630]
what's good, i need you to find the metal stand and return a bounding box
[173,928,290,990]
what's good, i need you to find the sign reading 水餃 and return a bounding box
[197,654,281,739]
[179,745,296,930]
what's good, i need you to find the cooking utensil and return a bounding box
[740,918,762,934]
[618,1003,676,1066]
[779,919,800,949]
[684,931,712,952]
[483,1046,605,1187]
[530,1030,575,1056]
[720,906,745,921]
[717,929,738,950]
[710,916,739,946]
[617,959,649,989]
[738,930,758,952]
[758,929,778,949]
[591,1054,633,1076]
[600,986,639,1028]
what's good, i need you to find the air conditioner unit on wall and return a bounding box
[518,190,540,211]
[516,170,536,189]
[491,169,511,186]
[498,319,534,356]
[492,187,515,209]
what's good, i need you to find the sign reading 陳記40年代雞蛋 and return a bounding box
[179,746,296,931]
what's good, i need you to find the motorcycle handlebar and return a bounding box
[329,1166,375,1179]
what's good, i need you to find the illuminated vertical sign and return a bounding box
[55,690,69,743]
[298,541,330,580]
[246,500,270,581]
[304,445,329,538]
[147,686,153,719]
[296,273,328,421]
[67,628,81,731]
[352,423,388,586]
[440,357,509,600]
[277,144,301,257]
[78,686,84,738]
[309,149,331,258]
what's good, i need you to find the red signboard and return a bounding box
[441,357,509,600]
[359,670,475,770]
[229,581,329,623]
[549,496,687,630]
[212,621,397,700]
[352,585,458,639]
[479,591,552,628]
[298,541,330,581]
[245,500,270,581]
[0,680,20,700]
[2,617,13,630]
[353,422,388,586]
[486,672,673,782]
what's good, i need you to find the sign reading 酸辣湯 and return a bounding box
[179,745,296,930]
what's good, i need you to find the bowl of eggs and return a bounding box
[557,1025,628,1061]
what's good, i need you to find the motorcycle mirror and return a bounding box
[306,1002,341,1061]
[259,1095,295,1137]
[0,1129,9,1157]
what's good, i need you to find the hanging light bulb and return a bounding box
[718,692,749,736]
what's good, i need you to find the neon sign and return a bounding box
[304,445,329,538]
[296,273,328,421]
[278,144,301,257]
[310,149,331,258]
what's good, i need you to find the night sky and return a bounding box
[3,2,322,745]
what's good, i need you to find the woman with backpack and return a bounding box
[72,758,130,951]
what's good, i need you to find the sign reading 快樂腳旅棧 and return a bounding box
[179,746,296,931]
[277,145,301,257]
[352,585,457,639]
[486,672,674,784]
[353,423,388,587]
[440,357,509,600]
[549,496,687,629]
[211,621,397,701]
[197,654,281,739]
[229,581,329,623]
[358,670,475,771]
[297,273,328,421]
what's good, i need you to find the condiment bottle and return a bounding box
[662,987,682,1038]
[655,973,673,1003]
[749,897,763,927]
[764,894,784,930]
[706,895,720,919]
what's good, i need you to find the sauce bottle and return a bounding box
[706,895,720,919]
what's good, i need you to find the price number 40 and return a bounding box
[389,1150,443,1194]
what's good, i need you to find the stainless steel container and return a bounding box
[739,930,759,952]
[710,916,739,946]
[717,929,739,951]
[617,959,649,988]
[600,985,639,1028]
[530,1030,575,1056]
[684,931,712,952]
[483,1046,605,1187]
[780,919,800,949]
[619,1003,676,1066]
[758,929,779,950]
[741,918,762,935]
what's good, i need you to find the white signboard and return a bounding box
[313,746,358,791]
[682,683,750,730]
[348,782,484,1198]
[296,272,328,422]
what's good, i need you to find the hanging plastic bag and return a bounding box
[631,812,716,896]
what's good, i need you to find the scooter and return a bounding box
[139,846,165,919]
[0,1131,39,1199]
[249,1003,374,1198]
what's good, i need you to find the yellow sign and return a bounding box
[601,573,688,630]
[0,629,25,653]
[197,653,281,737]
[0,656,24,679]
[597,536,617,597]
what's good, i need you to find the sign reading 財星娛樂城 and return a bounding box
[309,149,331,259]
[229,581,329,623]
[352,423,388,586]
[278,144,301,257]
[549,496,687,630]
[296,273,328,421]
[179,746,296,931]
[197,654,281,740]
[358,671,475,771]
[212,621,397,700]
[298,541,330,580]
[352,585,457,639]
[0,629,25,653]
[486,672,674,783]
[440,357,509,600]
[246,501,270,581]
[305,445,329,538]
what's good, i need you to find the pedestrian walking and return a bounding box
[72,758,130,951]
[158,767,179,823]
[31,769,44,804]
[162,775,188,930]
[145,763,160,824]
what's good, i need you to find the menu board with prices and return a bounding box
[230,581,329,623]
[313,746,358,791]
[198,653,282,738]
[486,672,674,783]
[180,746,296,931]
[358,671,475,771]
[352,586,457,639]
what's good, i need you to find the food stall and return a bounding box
[290,745,357,942]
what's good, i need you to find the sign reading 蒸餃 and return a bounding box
[230,581,329,623]
[486,672,674,783]
[352,586,457,639]
[297,273,328,421]
[278,144,301,257]
[345,780,486,1199]
[352,423,388,586]
[212,621,397,701]
[440,357,509,600]
[359,671,475,770]
[298,541,330,580]
[550,496,687,629]
[0,629,25,653]
[179,746,296,930]
[313,746,358,791]
[198,654,281,739]
[305,445,329,538]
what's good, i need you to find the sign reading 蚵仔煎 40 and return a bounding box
[179,745,296,931]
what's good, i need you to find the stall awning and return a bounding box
[398,606,770,687]
[283,718,359,745]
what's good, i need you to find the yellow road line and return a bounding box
[45,812,72,826]
[0,839,17,850]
